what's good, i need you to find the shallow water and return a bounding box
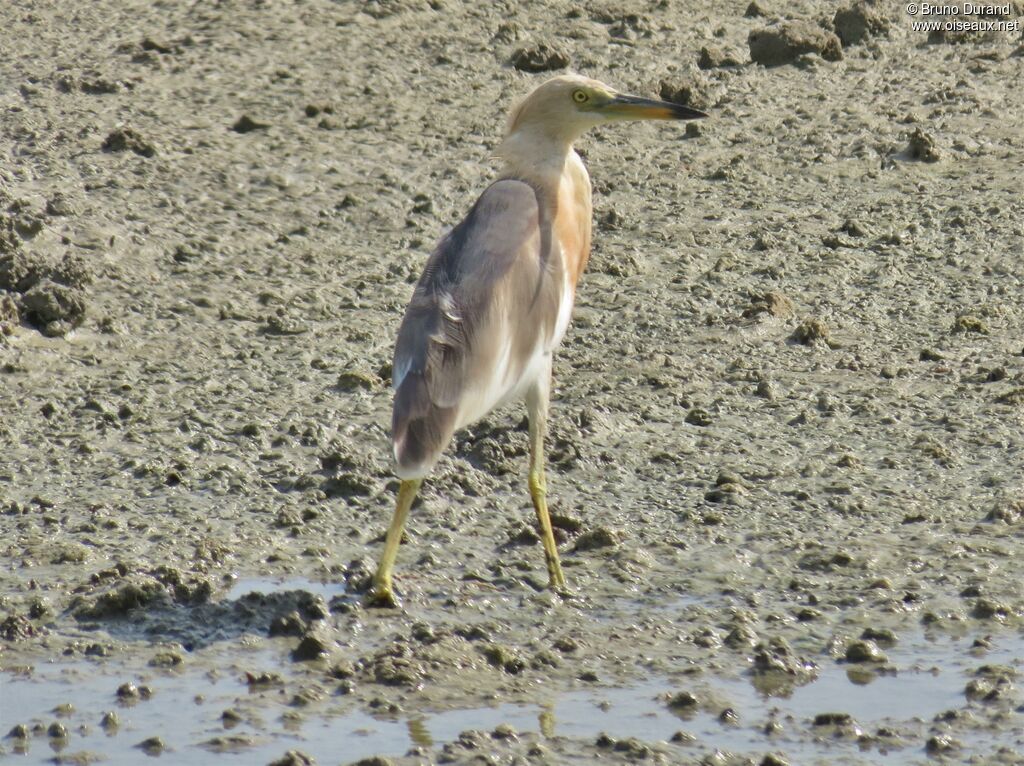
[223,576,348,603]
[3,617,1021,765]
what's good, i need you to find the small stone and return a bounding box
[760,754,789,766]
[99,712,118,729]
[47,722,68,738]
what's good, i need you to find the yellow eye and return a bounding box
[572,89,589,104]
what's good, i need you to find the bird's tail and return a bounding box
[392,371,456,479]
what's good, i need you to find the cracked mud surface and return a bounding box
[2,1,1023,764]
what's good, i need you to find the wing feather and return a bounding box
[391,180,544,477]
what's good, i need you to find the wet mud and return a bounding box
[2,1,1024,764]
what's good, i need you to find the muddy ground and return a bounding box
[2,1,1024,764]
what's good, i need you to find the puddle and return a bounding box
[2,631,1021,765]
[223,576,347,603]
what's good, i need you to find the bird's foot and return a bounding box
[364,584,401,609]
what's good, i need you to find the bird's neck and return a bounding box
[498,129,593,287]
[497,128,576,189]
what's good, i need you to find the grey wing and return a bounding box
[391,179,543,478]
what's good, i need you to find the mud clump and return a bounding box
[833,2,890,46]
[751,637,819,685]
[743,291,794,320]
[269,751,316,766]
[907,128,942,162]
[0,613,37,641]
[749,20,843,67]
[790,318,831,347]
[20,280,87,336]
[951,314,989,334]
[73,580,169,619]
[659,77,711,112]
[845,639,887,663]
[573,526,620,552]
[698,44,744,69]
[509,42,570,72]
[101,126,156,157]
[1,196,93,336]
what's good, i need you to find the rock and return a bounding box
[833,3,890,46]
[749,21,843,67]
[101,127,156,157]
[510,43,570,72]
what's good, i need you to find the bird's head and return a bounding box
[505,73,706,144]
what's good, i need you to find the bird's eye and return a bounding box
[572,90,589,104]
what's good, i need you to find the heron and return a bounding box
[368,74,706,606]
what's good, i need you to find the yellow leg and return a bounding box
[527,368,566,590]
[367,478,421,607]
